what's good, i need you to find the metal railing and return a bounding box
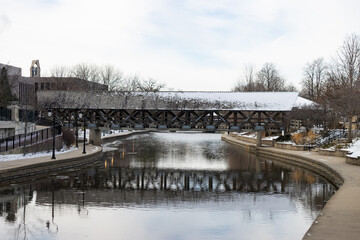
[315,129,348,147]
[0,125,62,153]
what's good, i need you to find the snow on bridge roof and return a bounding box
[37,91,299,111]
[293,96,316,108]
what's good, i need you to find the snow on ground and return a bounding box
[234,132,279,141]
[263,136,280,140]
[344,139,360,158]
[0,146,76,162]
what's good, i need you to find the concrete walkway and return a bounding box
[0,130,148,172]
[222,134,360,240]
[0,145,101,171]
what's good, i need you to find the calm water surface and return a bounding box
[0,132,336,240]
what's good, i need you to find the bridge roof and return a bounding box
[38,91,299,111]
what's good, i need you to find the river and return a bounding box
[0,132,336,240]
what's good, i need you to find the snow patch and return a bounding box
[0,146,77,162]
[344,139,360,158]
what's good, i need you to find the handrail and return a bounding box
[0,125,62,153]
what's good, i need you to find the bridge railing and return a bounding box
[0,125,62,153]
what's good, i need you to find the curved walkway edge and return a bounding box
[222,134,360,240]
[102,130,149,143]
[0,145,102,186]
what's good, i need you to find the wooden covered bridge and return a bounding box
[37,91,302,133]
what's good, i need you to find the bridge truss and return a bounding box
[49,108,287,132]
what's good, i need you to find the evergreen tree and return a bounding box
[0,67,13,107]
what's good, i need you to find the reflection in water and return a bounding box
[0,133,336,240]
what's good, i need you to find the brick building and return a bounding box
[1,60,108,108]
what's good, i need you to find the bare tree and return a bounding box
[136,78,165,92]
[290,104,326,131]
[233,65,256,92]
[49,63,165,92]
[301,58,327,101]
[99,65,125,91]
[71,63,100,83]
[284,83,297,92]
[119,74,141,92]
[49,65,80,90]
[325,34,360,142]
[256,63,285,91]
[50,65,72,78]
[233,64,293,92]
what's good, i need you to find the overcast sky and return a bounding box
[1,0,359,91]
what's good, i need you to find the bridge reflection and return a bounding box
[0,161,336,224]
[95,166,287,193]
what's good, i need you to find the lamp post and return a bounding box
[83,118,86,154]
[73,111,79,148]
[79,112,86,154]
[48,102,60,159]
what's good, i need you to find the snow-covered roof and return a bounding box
[294,96,316,108]
[38,91,299,111]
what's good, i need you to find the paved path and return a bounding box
[222,134,360,240]
[0,145,101,171]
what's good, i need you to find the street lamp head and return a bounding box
[48,110,52,117]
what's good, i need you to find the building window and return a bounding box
[51,82,55,90]
[35,82,38,91]
[46,82,50,90]
[40,82,44,90]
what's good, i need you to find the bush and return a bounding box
[62,127,75,148]
[276,134,292,142]
[292,132,305,145]
[291,131,318,145]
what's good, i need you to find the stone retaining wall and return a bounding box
[274,142,312,151]
[346,157,360,166]
[318,149,348,158]
[0,146,103,186]
[222,135,343,188]
[230,133,274,146]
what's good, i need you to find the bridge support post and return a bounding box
[89,129,102,146]
[256,132,262,147]
[254,126,265,147]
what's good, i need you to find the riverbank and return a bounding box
[0,130,149,186]
[0,145,102,187]
[222,133,360,240]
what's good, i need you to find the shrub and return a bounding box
[276,134,292,142]
[62,127,75,148]
[307,131,317,143]
[291,132,305,145]
[291,131,318,145]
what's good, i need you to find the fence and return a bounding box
[0,125,62,153]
